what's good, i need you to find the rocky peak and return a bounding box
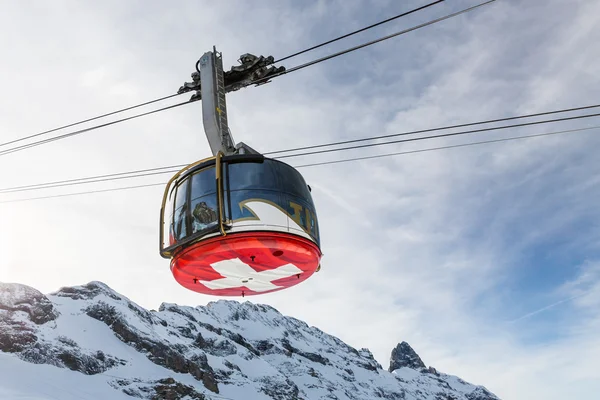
[0,281,500,400]
[0,282,58,324]
[389,341,426,371]
[51,281,123,302]
[0,282,58,354]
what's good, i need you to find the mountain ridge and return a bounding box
[0,280,500,399]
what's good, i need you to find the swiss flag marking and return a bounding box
[171,232,321,296]
[200,258,302,292]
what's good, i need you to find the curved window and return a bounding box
[162,185,176,249]
[228,161,279,191]
[227,159,312,199]
[191,197,218,233]
[172,179,189,241]
[189,168,218,234]
[174,180,189,211]
[173,205,188,241]
[274,161,312,201]
[191,168,216,198]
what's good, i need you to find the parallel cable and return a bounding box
[0,183,166,204]
[2,104,599,195]
[249,0,496,87]
[273,0,444,63]
[0,100,192,157]
[0,164,186,193]
[2,124,596,204]
[0,93,182,148]
[1,1,443,151]
[0,169,181,194]
[274,112,600,159]
[265,103,600,155]
[0,1,494,158]
[294,126,600,168]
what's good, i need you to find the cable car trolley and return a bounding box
[160,48,322,297]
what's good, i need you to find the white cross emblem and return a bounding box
[199,258,303,292]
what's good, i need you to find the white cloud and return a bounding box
[2,1,600,399]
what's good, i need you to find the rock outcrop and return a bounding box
[389,341,426,371]
[0,282,58,325]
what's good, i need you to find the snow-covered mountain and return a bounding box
[0,281,500,399]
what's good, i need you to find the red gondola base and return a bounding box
[170,232,321,296]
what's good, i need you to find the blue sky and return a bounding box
[1,1,600,398]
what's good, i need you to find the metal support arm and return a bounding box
[178,47,284,156]
[198,49,236,156]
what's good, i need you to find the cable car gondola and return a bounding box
[159,48,322,296]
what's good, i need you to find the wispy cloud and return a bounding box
[508,292,590,324]
[2,1,600,399]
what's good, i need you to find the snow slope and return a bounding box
[0,281,499,399]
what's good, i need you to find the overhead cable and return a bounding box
[265,103,600,155]
[294,126,600,167]
[0,93,183,149]
[0,125,600,194]
[0,101,191,157]
[274,0,445,63]
[0,1,444,153]
[0,1,494,158]
[249,0,496,87]
[0,164,186,194]
[0,183,166,204]
[2,124,595,204]
[2,103,598,194]
[0,169,182,194]
[274,111,600,159]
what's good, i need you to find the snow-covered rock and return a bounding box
[0,282,59,353]
[0,282,58,325]
[0,281,500,399]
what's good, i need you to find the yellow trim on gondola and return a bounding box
[159,155,216,258]
[216,151,227,237]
